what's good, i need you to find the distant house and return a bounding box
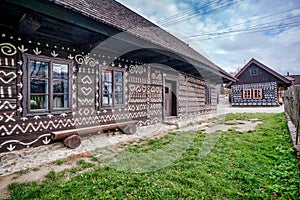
[226,58,291,106]
[285,74,300,86]
[0,0,235,152]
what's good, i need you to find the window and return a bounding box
[101,67,124,108]
[25,54,72,114]
[250,69,258,76]
[253,88,263,99]
[205,86,211,105]
[243,89,252,99]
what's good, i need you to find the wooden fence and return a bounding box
[284,86,300,145]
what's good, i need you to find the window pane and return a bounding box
[30,95,48,109]
[115,94,123,104]
[53,63,68,79]
[30,79,48,94]
[53,80,69,93]
[103,82,112,94]
[53,94,69,108]
[103,70,112,82]
[114,71,123,83]
[30,61,48,78]
[103,94,112,106]
[115,84,123,93]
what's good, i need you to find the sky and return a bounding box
[116,0,300,76]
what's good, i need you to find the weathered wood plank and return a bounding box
[284,86,300,144]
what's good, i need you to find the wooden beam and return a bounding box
[51,120,138,140]
[17,13,41,37]
[8,0,120,37]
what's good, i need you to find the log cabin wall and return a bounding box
[0,33,218,153]
[0,34,79,153]
[0,34,165,152]
[178,74,217,118]
[228,59,291,106]
[231,82,278,106]
[0,0,223,153]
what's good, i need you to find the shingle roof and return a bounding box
[289,75,300,85]
[49,0,235,82]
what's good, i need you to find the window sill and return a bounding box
[25,109,72,117]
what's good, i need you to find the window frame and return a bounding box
[250,69,258,76]
[243,89,252,100]
[205,85,212,105]
[99,65,125,109]
[253,88,263,100]
[23,54,73,116]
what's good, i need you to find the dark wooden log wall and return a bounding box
[0,33,218,153]
[178,74,217,118]
[231,63,286,86]
[231,82,278,106]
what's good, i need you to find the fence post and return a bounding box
[284,86,300,145]
[295,86,300,145]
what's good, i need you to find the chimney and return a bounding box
[287,72,289,76]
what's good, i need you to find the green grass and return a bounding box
[7,113,300,199]
[54,159,66,166]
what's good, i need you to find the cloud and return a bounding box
[116,0,300,75]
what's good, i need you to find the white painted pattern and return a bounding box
[81,87,92,96]
[78,98,94,105]
[0,71,17,84]
[4,112,15,122]
[0,134,51,150]
[0,101,16,110]
[0,119,74,135]
[0,43,17,56]
[82,75,93,84]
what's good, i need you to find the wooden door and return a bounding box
[165,82,173,116]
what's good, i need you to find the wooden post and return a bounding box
[295,86,300,145]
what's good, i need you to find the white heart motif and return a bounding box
[81,87,92,96]
[0,71,17,84]
[82,75,93,84]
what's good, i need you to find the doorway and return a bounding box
[164,80,177,117]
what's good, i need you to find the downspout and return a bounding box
[162,73,166,122]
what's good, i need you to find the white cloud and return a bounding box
[116,0,300,75]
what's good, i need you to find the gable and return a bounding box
[226,58,291,88]
[234,63,281,84]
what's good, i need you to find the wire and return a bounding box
[156,0,220,24]
[160,0,241,26]
[191,15,300,39]
[193,22,300,41]
[158,0,244,26]
[189,6,300,38]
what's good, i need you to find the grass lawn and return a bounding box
[7,113,300,199]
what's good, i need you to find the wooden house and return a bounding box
[0,0,235,152]
[226,58,291,106]
[285,74,300,86]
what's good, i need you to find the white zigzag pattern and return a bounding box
[0,134,51,148]
[74,116,100,126]
[78,98,94,105]
[0,101,16,110]
[0,119,74,135]
[73,112,148,126]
